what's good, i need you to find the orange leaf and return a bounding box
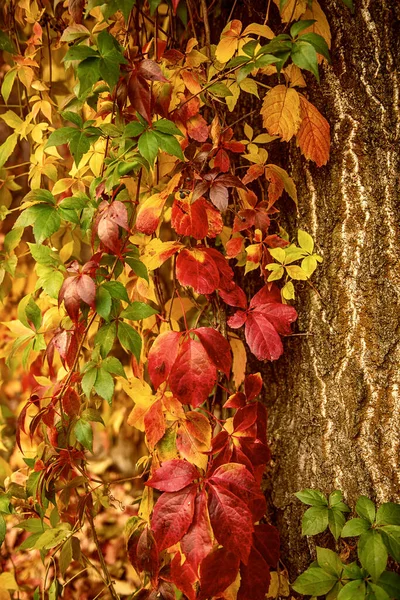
[261,85,301,142]
[296,94,330,167]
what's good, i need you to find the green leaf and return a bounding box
[95,322,117,358]
[291,41,320,82]
[0,492,11,514]
[59,538,73,577]
[34,527,70,550]
[366,582,390,600]
[298,229,314,254]
[342,562,363,580]
[0,132,18,168]
[97,31,127,88]
[117,321,142,362]
[341,518,371,537]
[341,0,354,12]
[302,506,329,536]
[290,19,316,39]
[125,257,149,282]
[329,491,350,512]
[0,31,16,54]
[121,302,158,320]
[60,111,83,127]
[380,525,400,561]
[358,530,388,582]
[328,508,346,540]
[63,45,99,62]
[1,69,17,103]
[356,496,376,524]
[376,503,400,526]
[0,514,5,546]
[378,571,400,600]
[138,130,159,166]
[153,119,184,137]
[74,419,93,452]
[153,131,184,160]
[101,356,126,378]
[32,205,60,243]
[300,33,331,62]
[295,489,328,507]
[46,127,77,148]
[82,367,97,398]
[102,280,130,302]
[69,130,92,166]
[96,286,112,320]
[94,367,114,404]
[4,228,23,253]
[125,121,146,138]
[77,57,101,97]
[208,83,234,97]
[316,547,343,577]
[292,567,338,596]
[337,580,366,600]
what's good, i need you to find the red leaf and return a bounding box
[170,553,197,600]
[209,462,266,521]
[169,338,217,407]
[172,0,180,15]
[233,404,258,434]
[250,283,282,307]
[180,491,213,573]
[253,522,280,568]
[136,527,159,586]
[198,547,240,600]
[233,209,256,232]
[62,387,80,416]
[176,247,220,295]
[205,247,234,292]
[194,327,232,377]
[214,148,230,172]
[219,283,247,308]
[244,373,263,401]
[137,59,169,82]
[68,0,84,23]
[171,197,208,239]
[227,310,247,329]
[128,73,152,124]
[209,182,229,211]
[265,166,285,204]
[59,274,96,322]
[238,546,270,600]
[226,236,244,258]
[203,200,223,237]
[144,399,165,447]
[148,331,182,389]
[187,114,209,142]
[76,275,96,309]
[223,392,246,409]
[146,459,199,492]
[207,483,254,563]
[151,484,197,551]
[245,312,285,361]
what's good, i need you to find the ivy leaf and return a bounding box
[193,327,232,378]
[153,119,184,136]
[378,571,400,600]
[292,567,338,596]
[316,547,343,577]
[74,419,93,452]
[341,517,371,537]
[120,302,158,320]
[146,460,199,492]
[148,330,182,390]
[328,507,346,540]
[198,547,240,600]
[97,31,127,88]
[102,356,126,379]
[151,484,197,551]
[95,322,117,358]
[341,0,354,13]
[356,496,376,524]
[291,40,320,81]
[297,94,330,166]
[380,525,400,562]
[32,205,61,244]
[117,321,142,361]
[302,506,329,536]
[300,32,331,62]
[337,579,366,600]
[0,514,5,546]
[295,488,328,507]
[95,286,112,320]
[376,503,400,526]
[0,31,16,54]
[153,130,184,160]
[94,367,114,404]
[358,530,388,582]
[290,19,316,38]
[138,130,159,166]
[180,491,213,572]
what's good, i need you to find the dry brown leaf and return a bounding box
[273,0,308,23]
[296,94,330,166]
[261,85,301,142]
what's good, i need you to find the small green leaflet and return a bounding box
[46,122,102,167]
[121,302,158,320]
[117,321,142,361]
[0,31,16,54]
[74,420,93,452]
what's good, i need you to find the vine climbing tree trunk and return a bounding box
[259,0,400,575]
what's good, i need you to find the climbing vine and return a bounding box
[0,0,349,598]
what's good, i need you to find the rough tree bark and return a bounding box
[257,0,400,576]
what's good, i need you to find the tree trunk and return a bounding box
[260,0,400,576]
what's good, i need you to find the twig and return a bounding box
[87,508,120,600]
[200,0,211,58]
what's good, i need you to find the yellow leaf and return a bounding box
[261,85,301,141]
[283,64,307,88]
[239,78,259,97]
[273,0,307,22]
[244,123,253,140]
[229,336,247,388]
[296,94,330,166]
[215,37,239,63]
[141,239,182,271]
[267,570,290,598]
[225,80,240,112]
[242,23,275,38]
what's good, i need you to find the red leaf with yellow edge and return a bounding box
[181,491,213,573]
[151,484,197,551]
[296,94,330,167]
[144,399,165,447]
[176,411,212,470]
[148,331,182,389]
[238,546,271,600]
[169,553,197,600]
[169,338,217,407]
[223,392,246,409]
[194,327,232,377]
[198,547,240,600]
[204,200,224,237]
[207,483,254,564]
[176,247,220,294]
[171,196,208,240]
[136,193,167,235]
[146,459,199,492]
